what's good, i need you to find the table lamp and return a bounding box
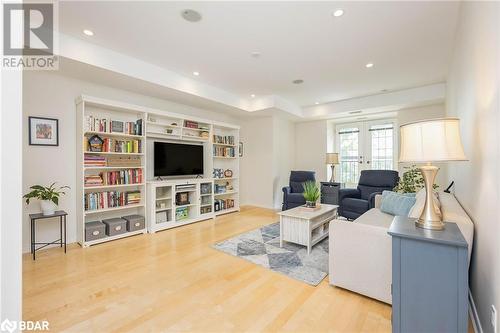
[326,153,339,183]
[399,118,467,230]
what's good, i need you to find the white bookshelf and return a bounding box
[76,95,240,246]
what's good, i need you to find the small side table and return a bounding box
[320,182,344,205]
[29,210,67,260]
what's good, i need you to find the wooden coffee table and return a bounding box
[278,204,338,254]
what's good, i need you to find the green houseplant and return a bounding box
[394,165,438,194]
[302,181,320,208]
[23,183,69,215]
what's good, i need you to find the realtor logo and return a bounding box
[2,2,58,69]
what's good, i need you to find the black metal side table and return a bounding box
[29,210,67,260]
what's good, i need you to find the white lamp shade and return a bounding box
[399,118,467,162]
[326,153,339,164]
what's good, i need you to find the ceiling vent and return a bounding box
[292,79,304,84]
[349,110,363,114]
[181,9,202,22]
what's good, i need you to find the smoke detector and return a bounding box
[181,9,202,22]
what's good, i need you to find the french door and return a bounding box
[336,120,397,187]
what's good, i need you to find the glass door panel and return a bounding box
[368,122,395,170]
[337,125,362,187]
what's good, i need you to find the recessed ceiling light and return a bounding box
[181,9,202,22]
[365,63,374,68]
[193,71,200,76]
[83,29,94,36]
[315,102,320,105]
[250,94,256,98]
[333,9,344,17]
[292,79,304,84]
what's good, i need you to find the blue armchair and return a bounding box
[338,170,399,220]
[282,171,316,210]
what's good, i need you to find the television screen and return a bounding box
[154,142,204,177]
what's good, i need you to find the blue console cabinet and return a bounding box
[388,216,469,333]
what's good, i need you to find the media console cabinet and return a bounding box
[76,95,240,246]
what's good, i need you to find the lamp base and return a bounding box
[329,165,336,183]
[415,164,445,231]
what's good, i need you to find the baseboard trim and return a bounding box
[469,288,483,333]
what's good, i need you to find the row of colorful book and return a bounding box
[84,169,143,187]
[84,116,143,135]
[213,135,235,145]
[84,190,141,211]
[213,146,235,157]
[214,198,235,212]
[84,138,142,154]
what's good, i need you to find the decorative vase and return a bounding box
[40,200,56,216]
[305,201,316,208]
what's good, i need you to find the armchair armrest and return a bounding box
[282,186,291,195]
[338,188,360,203]
[368,192,383,209]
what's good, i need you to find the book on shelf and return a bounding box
[84,137,142,154]
[84,169,143,187]
[84,116,143,136]
[213,146,235,157]
[214,198,235,212]
[84,190,141,211]
[213,135,235,145]
[84,155,106,167]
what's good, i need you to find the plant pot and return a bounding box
[40,200,57,216]
[305,201,317,208]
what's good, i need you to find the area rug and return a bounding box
[212,222,329,286]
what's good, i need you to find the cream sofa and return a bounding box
[328,191,474,304]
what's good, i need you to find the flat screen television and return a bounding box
[154,142,204,177]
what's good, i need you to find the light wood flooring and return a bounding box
[23,206,393,332]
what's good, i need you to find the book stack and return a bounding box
[214,198,235,212]
[84,190,142,211]
[213,146,235,157]
[184,120,199,129]
[84,175,104,187]
[84,155,106,167]
[101,138,142,153]
[213,135,235,145]
[101,169,143,185]
[85,116,143,135]
[107,156,141,167]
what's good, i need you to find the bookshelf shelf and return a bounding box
[214,191,238,196]
[84,203,145,215]
[84,166,144,171]
[213,156,236,159]
[84,183,144,190]
[84,151,144,156]
[84,131,144,139]
[213,143,236,147]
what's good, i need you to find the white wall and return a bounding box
[1,70,23,324]
[272,117,296,210]
[22,70,240,253]
[294,120,329,182]
[446,2,500,332]
[239,117,274,208]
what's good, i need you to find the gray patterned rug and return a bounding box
[212,222,329,286]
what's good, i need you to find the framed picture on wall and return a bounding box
[29,116,59,146]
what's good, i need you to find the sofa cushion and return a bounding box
[355,208,395,229]
[343,197,369,213]
[286,192,306,204]
[380,191,416,216]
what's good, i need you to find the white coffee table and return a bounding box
[278,204,338,254]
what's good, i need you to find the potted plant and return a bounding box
[302,181,320,208]
[394,165,438,194]
[23,183,69,215]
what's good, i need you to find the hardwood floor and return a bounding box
[23,206,392,332]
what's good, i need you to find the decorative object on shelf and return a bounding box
[29,116,59,146]
[224,169,233,178]
[239,142,243,157]
[214,183,227,194]
[394,165,439,194]
[200,183,212,195]
[302,181,320,208]
[165,128,173,134]
[399,118,467,230]
[176,192,190,205]
[213,168,224,179]
[325,153,339,183]
[23,182,70,216]
[88,134,104,152]
[176,207,189,220]
[200,131,209,138]
[171,122,178,127]
[226,182,233,191]
[111,120,124,133]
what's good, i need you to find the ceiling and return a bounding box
[59,1,460,107]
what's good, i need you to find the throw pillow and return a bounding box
[380,191,417,216]
[408,188,442,219]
